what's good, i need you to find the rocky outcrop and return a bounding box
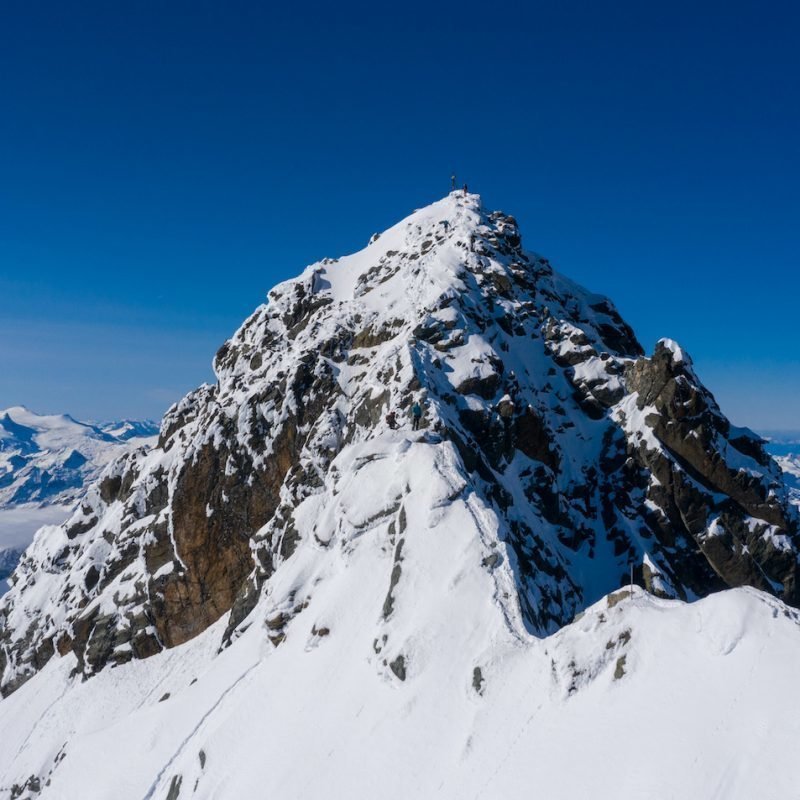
[621,340,799,602]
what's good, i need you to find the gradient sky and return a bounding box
[1,0,798,428]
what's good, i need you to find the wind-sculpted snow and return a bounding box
[1,191,798,710]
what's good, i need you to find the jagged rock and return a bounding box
[455,373,501,400]
[620,338,798,600]
[515,407,558,468]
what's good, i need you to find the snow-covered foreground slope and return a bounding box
[3,430,800,799]
[2,583,798,800]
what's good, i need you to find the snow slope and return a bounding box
[2,583,798,799]
[1,192,799,797]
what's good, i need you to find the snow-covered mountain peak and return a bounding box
[0,406,156,508]
[311,190,485,302]
[3,192,800,798]
[1,192,798,708]
[0,406,110,450]
[3,406,87,431]
[260,191,536,333]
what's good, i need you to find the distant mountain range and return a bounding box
[761,430,800,458]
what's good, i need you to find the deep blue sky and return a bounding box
[1,0,798,428]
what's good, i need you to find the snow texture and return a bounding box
[2,587,800,799]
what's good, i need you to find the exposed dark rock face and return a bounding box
[621,340,799,602]
[1,191,798,697]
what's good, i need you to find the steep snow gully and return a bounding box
[1,192,800,799]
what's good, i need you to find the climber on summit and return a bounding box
[463,183,469,196]
[410,400,423,431]
[451,173,457,191]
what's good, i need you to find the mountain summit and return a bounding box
[1,193,800,798]
[1,190,798,694]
